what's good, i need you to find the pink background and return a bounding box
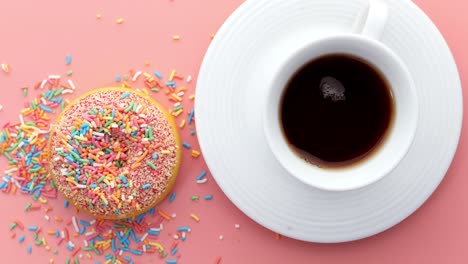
[0,0,467,263]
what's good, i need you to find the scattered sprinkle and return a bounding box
[190,213,200,222]
[204,195,213,201]
[66,54,72,65]
[169,192,176,203]
[172,35,181,40]
[218,235,224,240]
[1,63,10,73]
[116,18,124,24]
[96,13,102,19]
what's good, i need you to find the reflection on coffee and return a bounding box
[280,54,394,168]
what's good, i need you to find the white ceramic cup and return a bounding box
[263,0,418,191]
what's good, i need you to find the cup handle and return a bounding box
[353,0,389,40]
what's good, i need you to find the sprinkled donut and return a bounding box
[48,87,181,219]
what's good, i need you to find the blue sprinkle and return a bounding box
[118,246,130,252]
[142,183,151,190]
[152,154,159,160]
[204,195,213,201]
[121,91,130,99]
[177,226,191,232]
[111,238,116,252]
[115,208,119,215]
[188,109,195,124]
[147,229,160,236]
[38,104,53,113]
[148,208,155,214]
[116,75,122,82]
[169,192,176,203]
[90,184,97,188]
[131,249,143,256]
[105,254,112,260]
[154,71,163,79]
[27,245,32,254]
[66,54,72,65]
[182,142,191,149]
[79,220,90,227]
[136,213,145,224]
[124,256,132,262]
[55,230,60,238]
[166,259,177,264]
[64,200,69,208]
[79,226,86,235]
[19,235,25,243]
[171,247,178,255]
[67,244,74,251]
[165,81,175,87]
[27,226,38,231]
[190,130,196,136]
[196,171,207,181]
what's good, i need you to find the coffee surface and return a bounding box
[280,54,394,168]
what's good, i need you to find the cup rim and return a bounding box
[263,34,419,191]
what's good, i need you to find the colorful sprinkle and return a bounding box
[169,192,176,203]
[204,195,213,201]
[66,54,72,65]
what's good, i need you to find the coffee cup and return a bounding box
[263,0,418,191]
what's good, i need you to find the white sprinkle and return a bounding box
[44,215,50,221]
[135,104,142,113]
[140,233,149,242]
[79,254,82,259]
[72,216,80,233]
[68,241,74,247]
[41,97,48,105]
[106,162,112,167]
[89,220,96,225]
[141,138,149,143]
[40,79,47,89]
[119,231,124,236]
[85,231,95,236]
[4,168,18,174]
[235,224,240,229]
[2,177,10,182]
[19,114,24,125]
[13,179,21,188]
[48,75,61,79]
[92,132,104,137]
[171,213,176,218]
[128,195,134,200]
[182,232,187,240]
[219,235,224,240]
[121,194,126,201]
[76,184,86,189]
[93,163,103,167]
[119,250,123,256]
[138,114,147,119]
[120,103,127,108]
[18,142,24,148]
[142,244,146,253]
[173,235,179,240]
[38,128,52,134]
[110,181,115,188]
[186,75,192,83]
[159,223,164,230]
[9,133,17,137]
[174,102,181,107]
[55,147,64,152]
[177,92,184,97]
[109,229,113,234]
[62,89,74,94]
[61,231,66,239]
[140,124,148,128]
[196,178,208,184]
[68,79,76,90]
[0,104,3,111]
[110,123,118,128]
[83,240,89,247]
[132,71,142,82]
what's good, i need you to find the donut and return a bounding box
[48,87,181,219]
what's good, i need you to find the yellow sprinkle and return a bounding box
[169,70,176,81]
[160,150,170,154]
[86,253,92,259]
[172,35,181,40]
[179,119,186,128]
[105,260,112,264]
[172,109,183,117]
[189,94,195,100]
[96,14,102,19]
[39,197,48,204]
[45,246,51,251]
[1,63,10,73]
[116,18,124,24]
[49,258,54,264]
[73,135,87,141]
[145,61,151,67]
[210,34,215,39]
[191,150,201,158]
[190,213,200,222]
[101,195,109,205]
[149,242,164,251]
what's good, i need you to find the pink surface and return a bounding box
[0,0,467,263]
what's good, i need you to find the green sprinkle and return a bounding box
[66,70,73,76]
[31,100,37,110]
[34,240,42,246]
[4,152,12,161]
[24,203,32,212]
[55,87,65,96]
[66,258,71,264]
[50,180,57,189]
[151,88,159,92]
[124,102,134,113]
[74,258,80,264]
[191,196,199,201]
[33,232,38,240]
[147,161,157,170]
[23,88,28,97]
[123,74,129,80]
[9,222,17,230]
[53,249,58,255]
[97,176,105,183]
[173,105,183,111]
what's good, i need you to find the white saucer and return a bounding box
[195,0,463,243]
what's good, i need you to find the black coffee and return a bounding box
[280,54,394,168]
